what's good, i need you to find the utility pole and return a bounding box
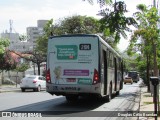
[153,0,160,118]
[152,0,158,77]
[153,0,156,6]
[9,19,13,33]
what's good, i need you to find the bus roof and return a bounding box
[128,71,138,73]
[49,34,122,59]
[49,34,98,39]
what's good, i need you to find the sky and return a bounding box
[0,0,154,51]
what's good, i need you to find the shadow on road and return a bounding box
[4,96,106,117]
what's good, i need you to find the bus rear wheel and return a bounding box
[116,91,120,95]
[105,84,112,102]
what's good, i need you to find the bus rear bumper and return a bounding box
[46,83,101,96]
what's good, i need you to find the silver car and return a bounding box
[20,75,46,92]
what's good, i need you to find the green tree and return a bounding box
[0,50,17,72]
[83,0,112,7]
[0,38,10,55]
[19,34,28,41]
[15,63,30,81]
[0,38,17,72]
[16,63,29,72]
[127,4,160,91]
[11,50,45,75]
[99,1,137,44]
[36,19,54,55]
[53,15,100,35]
[36,16,101,54]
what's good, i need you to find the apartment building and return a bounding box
[1,20,48,52]
[27,20,48,48]
[1,32,32,52]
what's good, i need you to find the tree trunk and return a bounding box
[2,71,4,84]
[37,63,41,75]
[146,54,150,92]
[153,44,158,76]
[0,72,2,85]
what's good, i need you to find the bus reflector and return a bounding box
[93,69,99,84]
[46,69,51,83]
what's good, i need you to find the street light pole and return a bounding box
[153,0,156,7]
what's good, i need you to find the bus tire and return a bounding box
[116,91,120,95]
[21,88,25,92]
[120,81,123,90]
[106,84,112,102]
[66,95,78,102]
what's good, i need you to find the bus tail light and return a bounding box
[46,69,51,83]
[93,69,99,84]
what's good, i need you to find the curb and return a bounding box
[0,85,21,93]
[0,89,21,93]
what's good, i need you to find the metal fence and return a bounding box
[0,71,24,85]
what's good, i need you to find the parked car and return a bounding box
[124,76,133,84]
[20,75,46,92]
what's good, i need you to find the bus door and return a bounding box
[114,57,117,91]
[103,50,107,95]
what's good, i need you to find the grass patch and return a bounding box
[144,101,160,105]
[143,94,152,97]
[1,84,16,86]
[144,102,153,105]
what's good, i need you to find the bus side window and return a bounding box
[117,59,120,70]
[108,51,110,67]
[119,60,122,70]
[108,51,113,68]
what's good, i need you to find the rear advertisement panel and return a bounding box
[48,36,99,85]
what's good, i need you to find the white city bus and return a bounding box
[46,34,123,102]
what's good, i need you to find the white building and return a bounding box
[1,20,48,52]
[27,20,48,48]
[37,20,48,28]
[1,31,32,52]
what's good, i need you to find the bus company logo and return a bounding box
[2,112,12,117]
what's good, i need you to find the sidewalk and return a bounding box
[0,84,21,93]
[139,86,160,120]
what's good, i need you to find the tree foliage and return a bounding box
[127,4,160,91]
[83,0,112,7]
[99,1,137,44]
[0,50,18,72]
[36,19,54,54]
[16,63,29,72]
[19,34,28,41]
[0,38,10,55]
[55,15,100,34]
[36,16,101,54]
[127,5,160,66]
[0,38,17,72]
[11,50,45,75]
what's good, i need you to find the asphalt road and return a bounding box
[0,81,143,120]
